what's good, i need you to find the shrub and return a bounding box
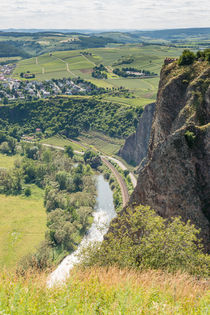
[185,130,196,148]
[65,145,74,158]
[178,50,196,66]
[123,169,129,177]
[24,187,31,197]
[81,205,210,276]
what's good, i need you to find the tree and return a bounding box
[0,141,10,154]
[84,150,102,169]
[25,187,31,197]
[178,50,196,66]
[65,145,74,158]
[82,205,209,276]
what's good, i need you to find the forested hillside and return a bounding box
[0,98,143,138]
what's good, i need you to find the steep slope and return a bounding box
[121,60,210,251]
[119,102,155,166]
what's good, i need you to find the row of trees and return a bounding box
[178,49,210,66]
[113,67,157,78]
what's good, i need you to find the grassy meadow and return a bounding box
[40,135,86,152]
[0,267,209,314]
[40,133,124,156]
[0,153,46,268]
[0,153,20,169]
[0,185,46,268]
[78,131,124,156]
[13,44,184,107]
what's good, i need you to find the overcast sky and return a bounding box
[0,0,209,30]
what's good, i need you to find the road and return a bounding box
[105,156,137,188]
[42,143,82,155]
[101,157,129,207]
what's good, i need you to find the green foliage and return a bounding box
[196,48,210,62]
[18,242,52,272]
[92,64,108,79]
[84,150,102,169]
[81,205,210,276]
[1,267,209,314]
[185,130,196,148]
[24,187,31,197]
[178,50,196,66]
[0,97,141,138]
[0,133,17,155]
[0,168,22,195]
[65,145,74,158]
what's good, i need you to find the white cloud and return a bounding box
[0,0,209,29]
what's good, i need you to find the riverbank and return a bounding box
[47,175,116,287]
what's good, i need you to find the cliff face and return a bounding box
[119,103,155,166]
[128,61,210,251]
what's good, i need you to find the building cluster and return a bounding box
[0,64,16,80]
[0,77,91,102]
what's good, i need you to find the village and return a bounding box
[0,64,102,103]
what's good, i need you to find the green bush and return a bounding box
[178,50,196,66]
[65,145,74,158]
[81,205,210,276]
[24,187,31,197]
[185,130,196,148]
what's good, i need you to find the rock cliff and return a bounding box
[119,103,155,166]
[120,60,210,251]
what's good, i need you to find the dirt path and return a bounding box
[81,54,96,66]
[42,143,82,155]
[50,55,76,77]
[66,63,76,76]
[101,156,129,207]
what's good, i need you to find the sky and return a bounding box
[0,0,210,30]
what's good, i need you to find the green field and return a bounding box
[78,131,124,156]
[0,153,46,268]
[0,185,46,268]
[0,153,20,169]
[40,135,86,152]
[13,45,184,106]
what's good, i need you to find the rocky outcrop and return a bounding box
[117,60,210,252]
[119,103,155,166]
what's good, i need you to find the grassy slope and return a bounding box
[0,267,209,314]
[40,133,123,156]
[78,131,124,156]
[12,45,183,107]
[40,135,85,151]
[0,185,46,268]
[0,153,46,268]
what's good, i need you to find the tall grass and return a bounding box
[0,267,209,314]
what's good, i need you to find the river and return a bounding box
[47,174,116,287]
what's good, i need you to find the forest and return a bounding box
[0,97,143,138]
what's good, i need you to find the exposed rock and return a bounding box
[114,60,210,252]
[119,102,155,166]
